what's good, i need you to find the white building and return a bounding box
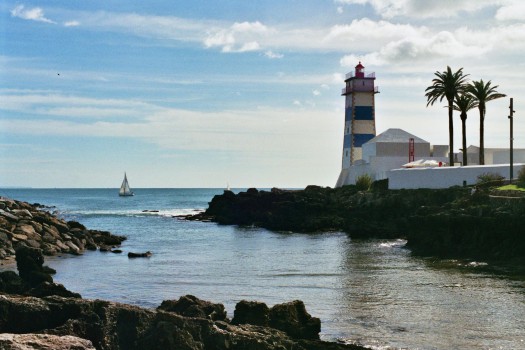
[336,128,448,187]
[335,63,523,189]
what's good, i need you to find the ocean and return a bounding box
[1,188,524,350]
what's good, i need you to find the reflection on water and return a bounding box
[334,239,525,350]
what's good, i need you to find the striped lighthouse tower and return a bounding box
[341,62,379,168]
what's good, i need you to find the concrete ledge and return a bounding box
[388,163,525,189]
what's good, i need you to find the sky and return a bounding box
[1,0,524,188]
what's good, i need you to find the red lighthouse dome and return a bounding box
[355,61,365,78]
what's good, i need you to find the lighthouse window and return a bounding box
[346,127,349,133]
[345,151,349,157]
[362,81,365,86]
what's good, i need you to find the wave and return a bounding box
[58,208,204,218]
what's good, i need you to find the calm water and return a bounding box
[1,188,524,350]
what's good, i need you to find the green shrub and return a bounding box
[371,178,389,191]
[476,172,505,187]
[355,174,373,191]
[517,166,525,187]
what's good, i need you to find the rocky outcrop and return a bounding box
[232,300,270,326]
[0,293,369,350]
[0,333,95,350]
[1,245,80,299]
[188,186,525,262]
[157,294,227,321]
[0,197,126,259]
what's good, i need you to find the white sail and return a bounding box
[119,173,134,196]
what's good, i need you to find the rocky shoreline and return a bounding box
[0,196,126,260]
[0,245,368,350]
[188,185,525,262]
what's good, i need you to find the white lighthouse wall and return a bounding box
[353,120,375,135]
[353,94,374,105]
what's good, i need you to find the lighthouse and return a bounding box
[341,62,379,168]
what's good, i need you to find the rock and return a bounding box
[232,300,270,326]
[0,333,96,350]
[0,294,365,350]
[128,251,152,258]
[0,198,126,260]
[55,240,70,252]
[0,209,19,221]
[269,300,321,340]
[0,271,26,294]
[11,209,33,219]
[25,239,41,249]
[29,281,81,299]
[15,246,53,287]
[67,221,86,230]
[158,294,228,321]
[64,241,81,255]
[111,249,123,254]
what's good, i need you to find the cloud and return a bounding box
[313,90,321,96]
[265,50,284,59]
[204,21,271,52]
[64,21,80,27]
[0,92,159,120]
[11,5,56,24]
[340,29,491,66]
[334,0,502,19]
[495,2,525,21]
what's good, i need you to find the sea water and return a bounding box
[1,188,524,350]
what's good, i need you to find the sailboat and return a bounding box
[119,173,134,197]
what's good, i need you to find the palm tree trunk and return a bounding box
[448,101,454,166]
[462,114,467,166]
[479,106,485,165]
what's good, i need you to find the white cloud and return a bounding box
[0,92,159,120]
[313,89,321,96]
[335,0,503,19]
[495,2,525,20]
[64,21,80,27]
[204,21,271,53]
[11,5,56,24]
[340,29,491,66]
[265,51,284,59]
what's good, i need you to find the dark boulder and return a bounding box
[29,281,81,299]
[0,271,26,294]
[232,300,270,326]
[15,246,53,287]
[128,251,152,258]
[158,294,227,321]
[269,300,321,340]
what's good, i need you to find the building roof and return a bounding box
[366,128,429,144]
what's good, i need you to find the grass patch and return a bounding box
[497,184,525,191]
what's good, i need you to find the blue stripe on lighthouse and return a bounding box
[353,133,375,147]
[343,134,352,148]
[345,108,352,121]
[354,106,374,120]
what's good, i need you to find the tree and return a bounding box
[425,66,469,166]
[466,79,506,165]
[453,93,478,166]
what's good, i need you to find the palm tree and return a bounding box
[453,93,478,165]
[466,79,506,165]
[425,66,469,166]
